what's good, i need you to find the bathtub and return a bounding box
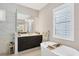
[41,41,79,56]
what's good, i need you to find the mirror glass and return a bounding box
[17,12,34,33]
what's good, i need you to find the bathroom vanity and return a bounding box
[18,33,42,52]
[16,11,43,52]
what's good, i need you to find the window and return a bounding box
[0,9,6,21]
[53,4,74,41]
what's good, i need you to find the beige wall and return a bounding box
[37,3,62,38]
[38,3,79,50]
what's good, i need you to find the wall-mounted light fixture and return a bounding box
[0,9,6,21]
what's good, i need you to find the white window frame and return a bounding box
[53,4,74,41]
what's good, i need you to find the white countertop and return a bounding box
[18,33,41,37]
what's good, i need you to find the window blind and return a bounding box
[53,4,74,41]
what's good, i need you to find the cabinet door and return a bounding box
[31,35,42,46]
[18,37,23,51]
[18,37,32,51]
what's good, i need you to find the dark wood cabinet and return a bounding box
[18,35,42,52]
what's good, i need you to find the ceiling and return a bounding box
[17,3,48,10]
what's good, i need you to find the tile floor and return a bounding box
[12,47,41,56]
